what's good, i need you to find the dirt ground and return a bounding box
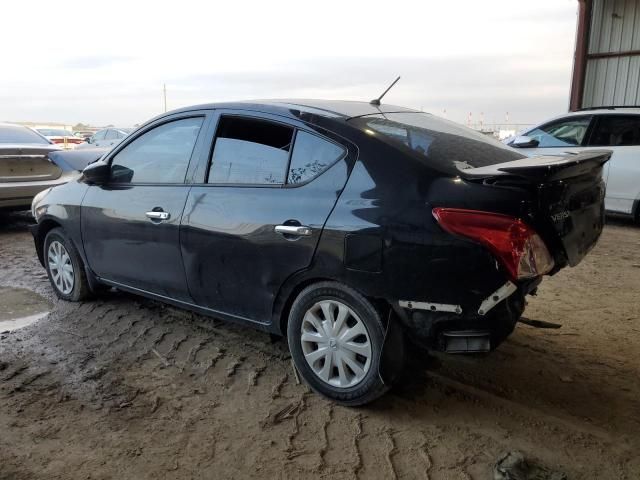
[1,212,639,480]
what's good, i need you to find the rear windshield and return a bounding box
[0,125,51,144]
[37,129,74,137]
[350,112,524,173]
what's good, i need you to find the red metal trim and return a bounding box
[570,0,592,111]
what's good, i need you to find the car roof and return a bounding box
[96,127,132,132]
[560,108,640,117]
[524,108,640,131]
[168,99,420,120]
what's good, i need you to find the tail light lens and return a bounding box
[432,208,554,281]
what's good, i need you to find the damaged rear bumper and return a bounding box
[393,278,541,353]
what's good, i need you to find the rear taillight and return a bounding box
[432,208,554,281]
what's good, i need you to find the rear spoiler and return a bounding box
[457,150,612,182]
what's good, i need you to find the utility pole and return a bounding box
[163,84,167,113]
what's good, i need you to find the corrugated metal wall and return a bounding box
[582,0,640,107]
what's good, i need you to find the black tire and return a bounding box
[287,281,390,406]
[44,228,91,302]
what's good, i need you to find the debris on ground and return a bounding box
[494,451,567,480]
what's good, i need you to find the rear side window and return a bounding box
[110,117,203,184]
[526,116,592,147]
[287,131,346,184]
[588,115,640,146]
[209,117,293,184]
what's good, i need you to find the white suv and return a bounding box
[506,108,640,221]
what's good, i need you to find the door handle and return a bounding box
[275,225,312,236]
[146,211,170,221]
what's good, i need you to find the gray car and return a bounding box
[0,123,105,212]
[77,128,133,149]
[0,124,65,211]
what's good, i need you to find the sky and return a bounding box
[0,0,579,128]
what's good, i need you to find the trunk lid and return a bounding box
[458,150,611,268]
[0,145,62,183]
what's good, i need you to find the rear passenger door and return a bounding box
[181,111,353,325]
[585,114,640,214]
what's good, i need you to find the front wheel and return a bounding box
[287,282,390,406]
[44,227,91,302]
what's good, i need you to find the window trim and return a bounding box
[105,114,206,186]
[204,113,348,188]
[524,114,594,148]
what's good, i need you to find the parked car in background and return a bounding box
[0,123,108,212]
[506,107,640,221]
[74,131,96,140]
[36,128,84,149]
[0,123,62,211]
[77,128,133,149]
[30,100,609,405]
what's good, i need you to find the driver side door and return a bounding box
[81,113,210,301]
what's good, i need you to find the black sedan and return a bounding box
[30,100,610,405]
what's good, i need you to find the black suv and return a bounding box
[31,100,610,405]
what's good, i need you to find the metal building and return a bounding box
[570,0,640,110]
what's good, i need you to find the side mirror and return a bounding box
[511,135,540,148]
[82,159,110,184]
[86,136,93,144]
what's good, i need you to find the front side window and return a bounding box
[93,130,107,141]
[526,116,592,147]
[588,115,640,146]
[104,130,118,140]
[208,116,293,185]
[287,131,346,184]
[110,117,203,184]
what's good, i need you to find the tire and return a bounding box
[44,227,91,302]
[287,281,390,406]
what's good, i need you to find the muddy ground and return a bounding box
[0,212,639,480]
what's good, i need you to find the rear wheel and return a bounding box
[287,282,390,405]
[44,228,90,301]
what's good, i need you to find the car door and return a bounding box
[585,114,640,214]
[81,113,209,301]
[180,111,353,324]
